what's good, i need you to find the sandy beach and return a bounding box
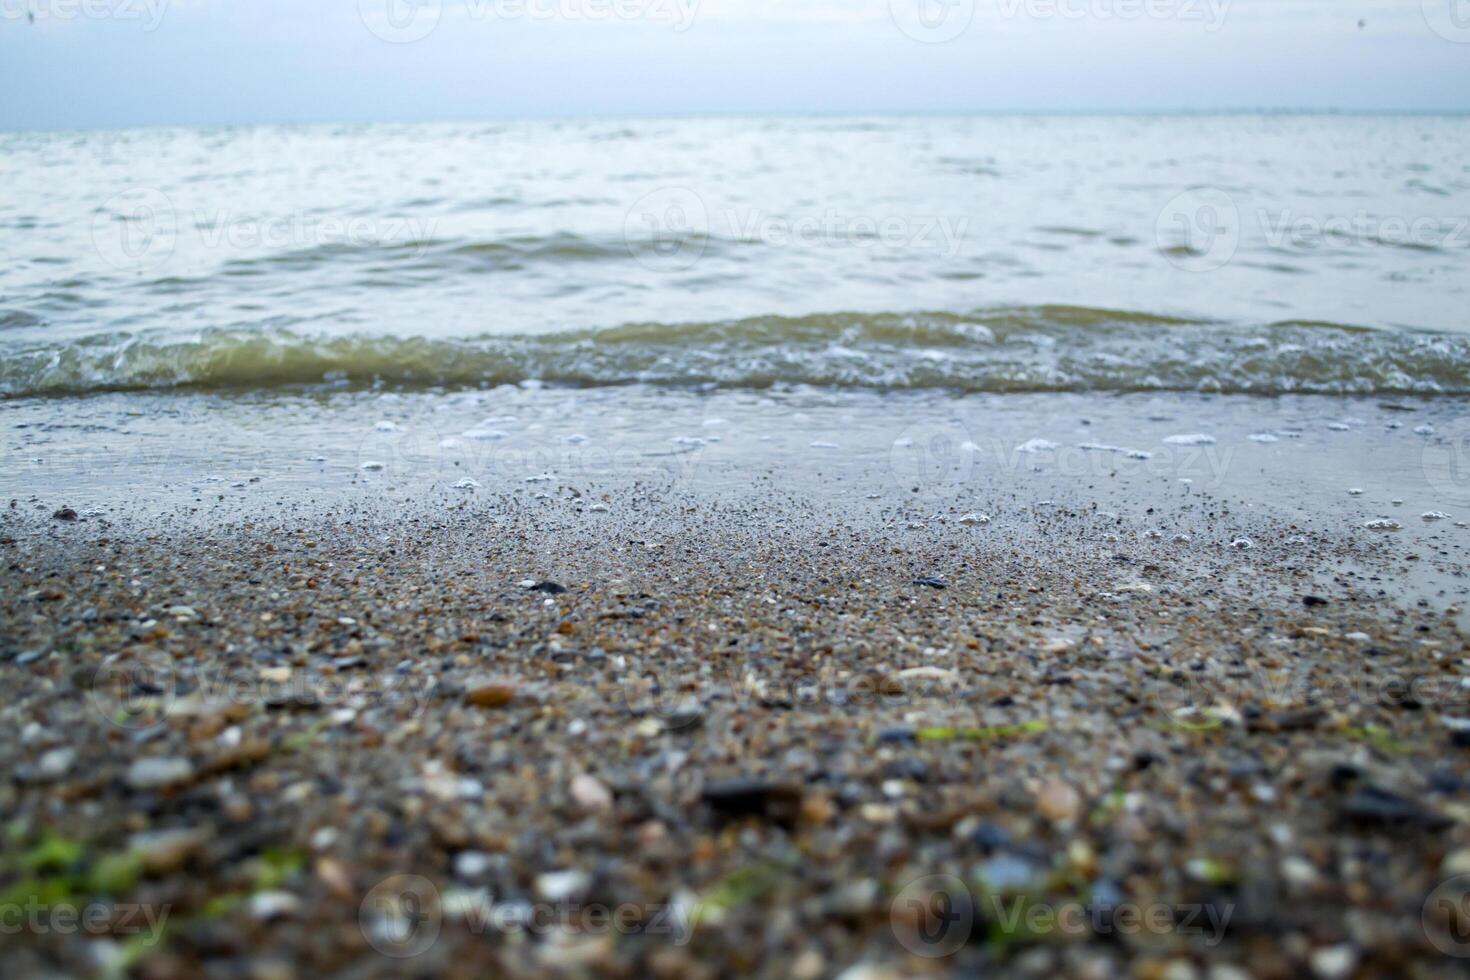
[4,385,1469,978]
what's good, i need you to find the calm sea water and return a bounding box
[1,114,1468,396]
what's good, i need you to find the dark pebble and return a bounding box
[1340,786,1451,830]
[1301,595,1328,607]
[912,577,947,589]
[530,581,568,594]
[701,778,803,826]
[876,726,916,744]
[52,508,78,521]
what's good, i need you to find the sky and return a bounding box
[2,0,1469,130]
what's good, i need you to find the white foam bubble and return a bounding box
[1163,434,1215,446]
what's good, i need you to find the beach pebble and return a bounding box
[249,891,301,921]
[1347,488,1363,496]
[1229,537,1253,549]
[536,870,592,903]
[127,757,194,791]
[465,683,516,708]
[37,747,76,779]
[570,774,614,813]
[1309,945,1357,980]
[589,503,610,513]
[130,829,207,875]
[453,851,493,881]
[52,507,78,521]
[1035,779,1081,824]
[359,461,386,472]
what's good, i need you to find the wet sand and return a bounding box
[4,390,1470,978]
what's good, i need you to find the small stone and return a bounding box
[1301,595,1328,608]
[465,683,516,708]
[1036,779,1081,824]
[1441,849,1470,877]
[791,949,826,980]
[315,856,354,899]
[249,891,301,921]
[536,870,591,903]
[126,757,195,791]
[130,829,206,875]
[528,581,567,594]
[570,774,613,813]
[37,747,76,779]
[52,507,78,521]
[1309,944,1356,980]
[453,851,492,881]
[912,576,947,589]
[701,778,803,826]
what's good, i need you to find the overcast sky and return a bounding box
[2,0,1468,130]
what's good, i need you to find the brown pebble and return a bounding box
[1036,779,1082,824]
[466,682,516,708]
